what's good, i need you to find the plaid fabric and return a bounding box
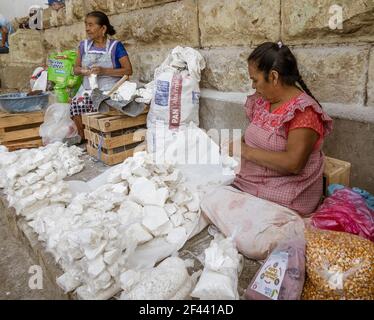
[233,93,333,217]
[262,95,325,150]
[70,93,96,116]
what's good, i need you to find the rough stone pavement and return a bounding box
[0,210,60,299]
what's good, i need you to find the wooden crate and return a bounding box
[82,111,148,166]
[323,156,351,195]
[0,111,44,151]
[100,105,150,117]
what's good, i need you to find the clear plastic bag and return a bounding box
[311,187,374,241]
[120,256,196,300]
[245,237,306,300]
[30,67,47,91]
[39,103,78,145]
[190,232,242,300]
[31,70,48,92]
[302,227,374,300]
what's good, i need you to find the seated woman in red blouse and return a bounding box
[232,42,333,216]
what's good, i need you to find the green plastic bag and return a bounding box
[47,50,83,103]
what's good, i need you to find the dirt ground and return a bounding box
[0,210,61,300]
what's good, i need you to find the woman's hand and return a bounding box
[73,65,91,77]
[80,68,91,76]
[90,66,104,76]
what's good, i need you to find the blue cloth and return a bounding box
[328,184,374,211]
[352,187,374,210]
[47,0,65,5]
[327,184,345,196]
[114,42,128,68]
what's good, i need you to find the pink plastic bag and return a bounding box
[311,188,374,241]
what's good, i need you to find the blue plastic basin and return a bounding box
[0,92,49,113]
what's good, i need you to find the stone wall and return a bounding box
[0,0,373,190]
[2,0,373,103]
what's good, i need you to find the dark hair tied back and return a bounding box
[86,11,116,36]
[248,42,322,108]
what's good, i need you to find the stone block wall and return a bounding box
[2,0,373,105]
[0,30,45,90]
[1,0,373,189]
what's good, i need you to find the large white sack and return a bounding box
[147,46,205,131]
[200,186,305,260]
[154,46,206,82]
[148,68,201,129]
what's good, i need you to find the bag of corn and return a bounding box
[302,227,374,300]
